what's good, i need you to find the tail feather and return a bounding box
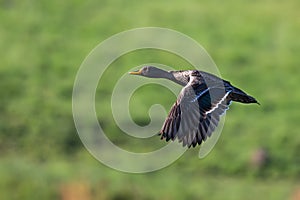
[229,86,259,104]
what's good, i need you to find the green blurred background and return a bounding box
[1,0,300,199]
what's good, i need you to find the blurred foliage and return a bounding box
[1,0,300,199]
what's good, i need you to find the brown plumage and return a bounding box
[130,66,259,148]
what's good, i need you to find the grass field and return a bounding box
[1,0,300,199]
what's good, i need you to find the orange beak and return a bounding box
[129,70,142,75]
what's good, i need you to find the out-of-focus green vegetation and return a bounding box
[1,0,300,199]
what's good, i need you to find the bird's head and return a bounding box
[129,66,167,78]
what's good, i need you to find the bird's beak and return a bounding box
[129,70,142,75]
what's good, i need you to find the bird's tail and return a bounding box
[229,86,260,104]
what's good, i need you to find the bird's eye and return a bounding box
[187,77,190,82]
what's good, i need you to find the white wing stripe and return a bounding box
[205,91,231,115]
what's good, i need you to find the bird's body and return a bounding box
[130,66,259,148]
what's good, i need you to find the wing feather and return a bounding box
[159,81,232,148]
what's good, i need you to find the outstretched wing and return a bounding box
[159,82,232,148]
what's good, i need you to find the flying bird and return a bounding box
[130,66,259,148]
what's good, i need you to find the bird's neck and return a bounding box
[167,71,189,86]
[148,68,173,80]
[145,68,189,86]
[153,70,186,86]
